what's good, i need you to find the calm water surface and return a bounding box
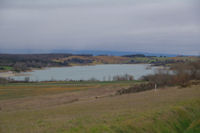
[11,64,157,81]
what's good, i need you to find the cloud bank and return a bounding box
[0,0,200,55]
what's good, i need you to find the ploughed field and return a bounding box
[0,81,200,133]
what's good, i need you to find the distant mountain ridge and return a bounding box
[0,49,180,57]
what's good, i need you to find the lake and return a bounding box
[10,64,158,81]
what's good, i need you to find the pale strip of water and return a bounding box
[9,64,158,81]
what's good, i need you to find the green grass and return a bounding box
[0,82,200,133]
[58,100,200,133]
[0,66,13,71]
[0,81,138,100]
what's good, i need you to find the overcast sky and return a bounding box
[0,0,200,55]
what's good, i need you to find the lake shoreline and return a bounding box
[4,64,156,81]
[0,63,153,77]
[0,71,31,78]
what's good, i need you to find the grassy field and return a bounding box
[0,66,13,72]
[0,81,200,133]
[0,81,138,100]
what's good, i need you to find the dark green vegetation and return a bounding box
[0,53,198,72]
[0,66,12,71]
[0,54,73,72]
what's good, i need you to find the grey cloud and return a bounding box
[0,0,199,55]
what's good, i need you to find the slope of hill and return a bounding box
[0,82,200,133]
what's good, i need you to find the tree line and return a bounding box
[0,54,93,72]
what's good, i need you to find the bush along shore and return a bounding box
[117,60,200,95]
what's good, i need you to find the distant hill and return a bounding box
[0,49,178,57]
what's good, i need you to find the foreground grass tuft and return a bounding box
[62,100,200,133]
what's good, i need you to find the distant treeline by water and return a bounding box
[1,53,197,73]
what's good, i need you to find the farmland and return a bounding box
[0,55,200,133]
[1,0,199,132]
[0,81,200,133]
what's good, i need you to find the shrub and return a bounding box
[0,77,8,84]
[171,60,200,86]
[117,82,154,95]
[88,77,99,82]
[141,69,175,87]
[24,77,30,82]
[142,60,200,87]
[112,74,134,81]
